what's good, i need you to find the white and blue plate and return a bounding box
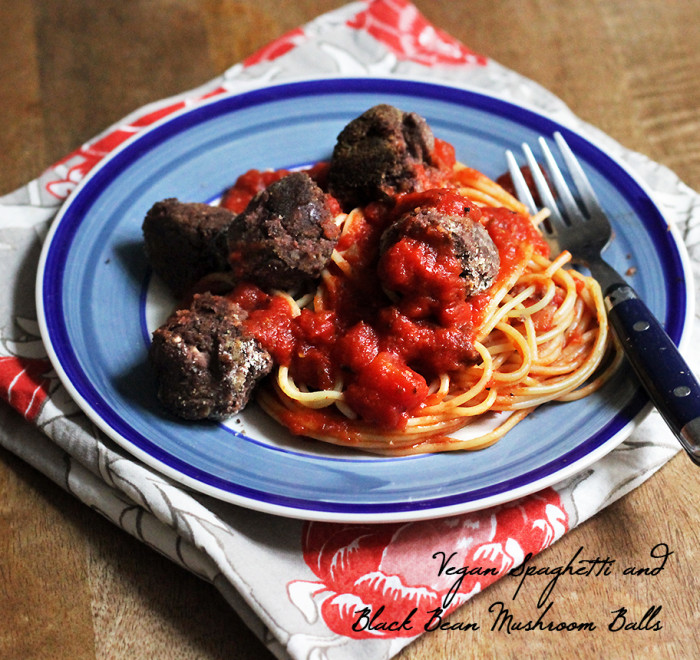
[36,78,693,522]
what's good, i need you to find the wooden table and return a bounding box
[2,1,699,658]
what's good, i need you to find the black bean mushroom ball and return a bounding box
[227,171,340,291]
[149,293,273,420]
[327,104,438,210]
[142,199,236,297]
[380,206,500,298]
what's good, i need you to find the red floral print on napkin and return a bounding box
[0,356,53,422]
[243,28,306,67]
[289,489,567,639]
[347,0,487,66]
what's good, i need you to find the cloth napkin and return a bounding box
[2,1,699,658]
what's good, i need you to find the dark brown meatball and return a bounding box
[380,206,500,297]
[327,104,437,210]
[149,293,272,421]
[227,171,340,290]
[143,199,235,297]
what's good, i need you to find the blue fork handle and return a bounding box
[605,283,700,464]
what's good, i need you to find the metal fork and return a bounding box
[506,132,700,464]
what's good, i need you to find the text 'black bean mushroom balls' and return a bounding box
[149,293,272,421]
[327,104,442,210]
[227,171,340,291]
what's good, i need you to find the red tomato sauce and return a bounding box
[225,156,547,431]
[431,137,457,171]
[481,206,549,278]
[219,161,341,215]
[220,168,291,213]
[392,187,482,221]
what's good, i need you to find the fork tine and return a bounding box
[505,150,538,215]
[521,143,564,224]
[552,132,607,220]
[537,136,582,221]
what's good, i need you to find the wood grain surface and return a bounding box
[1,1,699,658]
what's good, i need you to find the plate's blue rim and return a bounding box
[39,77,689,517]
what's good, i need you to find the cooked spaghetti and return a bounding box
[144,104,618,454]
[222,146,618,456]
